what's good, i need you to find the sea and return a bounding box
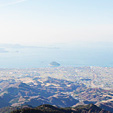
[0,43,113,68]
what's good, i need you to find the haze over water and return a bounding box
[0,42,113,68]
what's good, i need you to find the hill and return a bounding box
[11,104,111,113]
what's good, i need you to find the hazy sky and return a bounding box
[0,0,113,46]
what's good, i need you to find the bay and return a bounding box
[0,45,113,68]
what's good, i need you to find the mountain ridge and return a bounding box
[11,104,111,113]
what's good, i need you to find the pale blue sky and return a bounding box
[0,0,113,46]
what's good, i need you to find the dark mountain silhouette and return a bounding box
[11,104,111,113]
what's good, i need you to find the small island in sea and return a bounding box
[49,61,60,67]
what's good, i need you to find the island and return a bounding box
[49,61,60,67]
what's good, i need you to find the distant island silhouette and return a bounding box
[49,61,60,67]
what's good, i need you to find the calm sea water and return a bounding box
[0,45,113,68]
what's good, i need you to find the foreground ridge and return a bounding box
[11,104,111,113]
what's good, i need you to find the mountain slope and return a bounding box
[11,104,111,113]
